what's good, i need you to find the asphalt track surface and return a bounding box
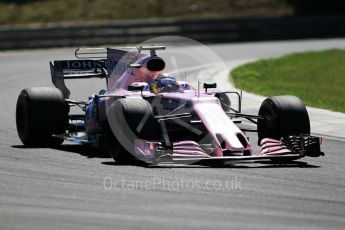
[1,39,345,230]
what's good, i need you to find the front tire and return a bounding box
[105,97,160,163]
[257,95,310,144]
[104,121,133,163]
[215,92,231,112]
[16,87,68,147]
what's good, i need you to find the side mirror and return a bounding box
[203,83,217,92]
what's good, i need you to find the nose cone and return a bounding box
[193,101,249,155]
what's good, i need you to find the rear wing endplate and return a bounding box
[50,59,106,98]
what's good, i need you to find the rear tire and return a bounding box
[257,95,310,144]
[105,97,160,163]
[16,87,68,147]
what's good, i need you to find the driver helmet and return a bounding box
[151,73,178,93]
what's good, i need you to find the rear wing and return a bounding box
[50,59,107,98]
[50,46,166,98]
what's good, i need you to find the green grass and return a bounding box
[0,0,292,25]
[231,49,345,112]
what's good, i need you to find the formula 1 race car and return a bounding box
[15,46,324,165]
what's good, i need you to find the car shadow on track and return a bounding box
[12,144,148,167]
[12,144,109,159]
[102,161,150,167]
[100,160,320,168]
[55,144,111,158]
[145,161,320,169]
[12,144,320,168]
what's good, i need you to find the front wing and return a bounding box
[133,137,322,165]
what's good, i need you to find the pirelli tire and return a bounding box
[105,97,160,163]
[215,92,231,112]
[257,95,310,144]
[16,87,68,147]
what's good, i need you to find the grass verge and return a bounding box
[231,49,345,113]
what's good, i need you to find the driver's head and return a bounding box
[151,73,178,93]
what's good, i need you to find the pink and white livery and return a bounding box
[16,46,324,165]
